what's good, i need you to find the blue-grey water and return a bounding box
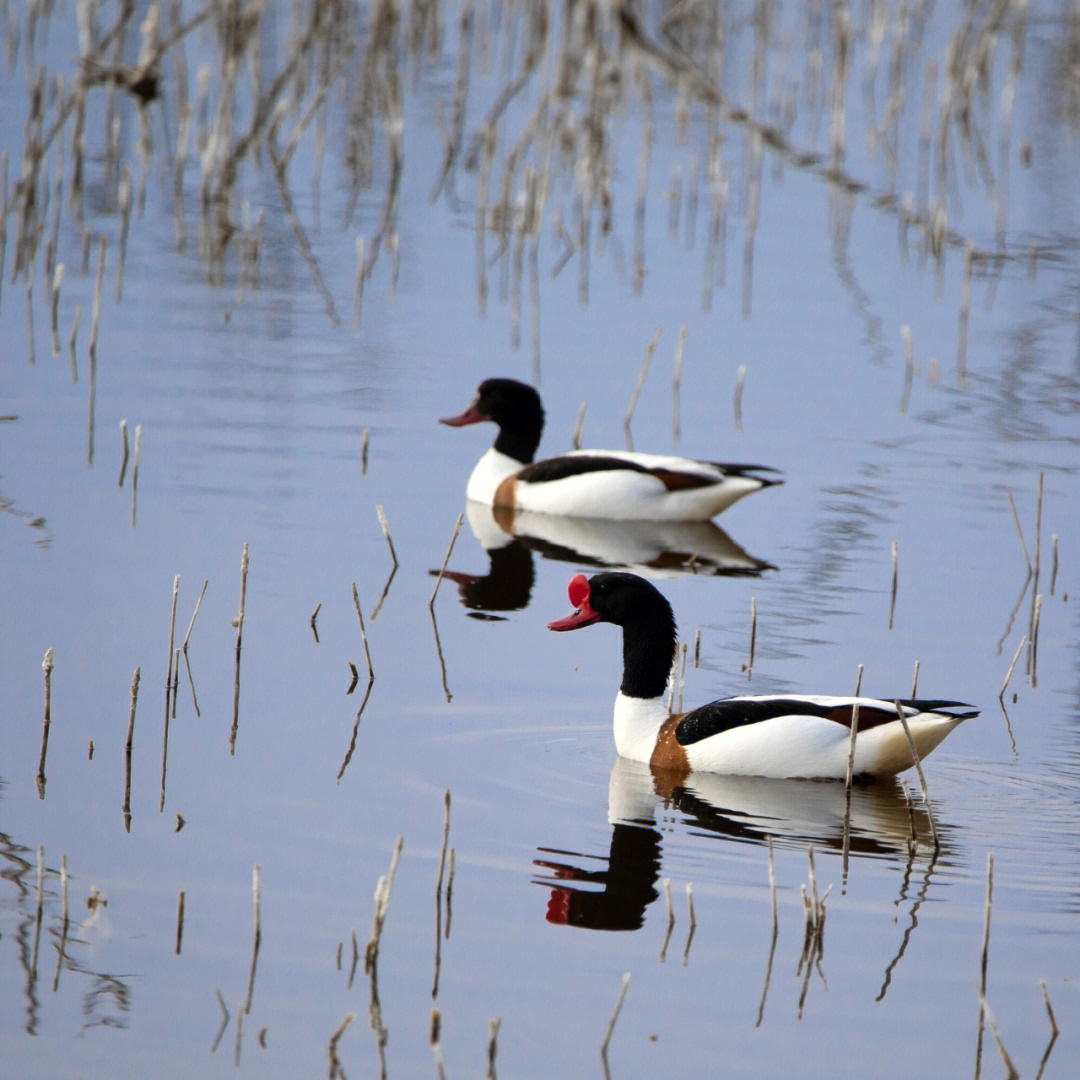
[2,3,1079,1077]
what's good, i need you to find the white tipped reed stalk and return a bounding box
[376,505,397,569]
[734,365,746,431]
[50,263,65,356]
[600,973,631,1061]
[130,424,142,527]
[889,541,899,629]
[572,401,586,450]
[243,863,261,1016]
[659,878,675,962]
[118,420,129,486]
[365,835,403,973]
[681,884,696,966]
[624,329,661,447]
[672,323,687,441]
[36,648,55,796]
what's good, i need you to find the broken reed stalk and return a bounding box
[130,424,142,527]
[658,878,675,962]
[430,513,464,607]
[124,667,140,830]
[243,863,261,1016]
[672,323,687,441]
[572,401,586,450]
[889,540,899,629]
[229,543,249,756]
[841,664,865,880]
[999,635,1027,701]
[681,883,697,966]
[734,365,747,432]
[365,836,404,974]
[336,583,377,779]
[176,890,185,954]
[895,702,938,851]
[1035,981,1060,1080]
[212,991,230,1053]
[624,328,662,447]
[328,1013,356,1080]
[601,973,631,1062]
[87,237,106,466]
[36,648,55,797]
[118,419,129,486]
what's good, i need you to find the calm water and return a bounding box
[3,3,1079,1077]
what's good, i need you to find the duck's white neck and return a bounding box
[466,448,521,504]
[613,692,669,764]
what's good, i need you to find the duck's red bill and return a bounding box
[547,573,599,631]
[439,401,485,426]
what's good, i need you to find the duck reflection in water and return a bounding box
[437,500,774,618]
[533,757,953,933]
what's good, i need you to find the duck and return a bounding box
[441,378,780,521]
[547,572,978,779]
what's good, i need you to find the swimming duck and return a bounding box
[441,378,780,521]
[547,572,978,779]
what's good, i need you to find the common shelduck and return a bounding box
[547,572,978,780]
[441,378,780,521]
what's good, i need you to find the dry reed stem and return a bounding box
[999,634,1026,702]
[183,578,208,653]
[1006,490,1032,573]
[895,703,938,850]
[50,263,65,355]
[745,597,757,679]
[572,401,586,450]
[328,1012,356,1080]
[911,659,920,697]
[118,419,129,486]
[365,836,404,974]
[889,540,899,629]
[36,648,54,797]
[756,835,779,1027]
[361,428,370,474]
[430,513,464,607]
[87,236,106,465]
[658,877,675,962]
[601,972,631,1061]
[337,584,376,780]
[487,1017,501,1080]
[31,846,44,978]
[1049,535,1058,596]
[309,602,321,643]
[693,629,701,667]
[899,324,914,413]
[123,666,140,830]
[243,863,261,1016]
[176,890,185,955]
[1034,981,1060,1080]
[672,323,687,440]
[841,664,865,881]
[68,304,82,382]
[229,543,249,755]
[681,883,697,966]
[211,991,230,1053]
[624,329,661,448]
[130,424,141,527]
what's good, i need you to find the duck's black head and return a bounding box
[440,378,544,464]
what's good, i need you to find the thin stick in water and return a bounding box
[229,544,249,756]
[572,401,586,450]
[624,329,661,448]
[734,365,747,432]
[50,263,65,356]
[1006,490,1032,574]
[310,602,321,643]
[841,664,865,881]
[895,702,938,850]
[328,1013,356,1080]
[911,659,920,697]
[745,598,757,679]
[756,836,779,1027]
[87,236,106,466]
[487,1018,501,1080]
[360,428,370,474]
[243,863,261,1015]
[176,890,185,954]
[600,972,631,1062]
[37,648,55,798]
[999,635,1027,702]
[889,540,899,629]
[124,667,140,831]
[1034,980,1060,1080]
[658,878,675,962]
[672,323,687,441]
[430,514,464,608]
[681,883,696,966]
